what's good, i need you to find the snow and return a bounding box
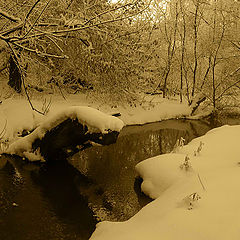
[4,106,124,161]
[0,99,44,141]
[119,100,191,125]
[90,124,240,240]
[0,94,191,144]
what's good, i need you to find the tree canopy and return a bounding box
[0,0,239,110]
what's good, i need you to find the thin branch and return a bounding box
[0,34,7,41]
[44,35,64,53]
[0,9,21,22]
[200,55,211,90]
[25,0,42,21]
[216,79,240,101]
[197,173,206,191]
[66,0,74,9]
[11,41,68,59]
[0,23,23,36]
[103,23,147,44]
[229,40,240,50]
[36,22,59,27]
[21,0,53,40]
[230,66,240,76]
[33,27,64,52]
[0,119,7,139]
[22,0,42,34]
[83,1,136,26]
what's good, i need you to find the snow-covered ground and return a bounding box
[90,124,240,240]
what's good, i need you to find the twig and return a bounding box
[0,119,7,139]
[83,1,136,26]
[11,41,68,59]
[54,79,66,100]
[21,0,53,40]
[216,79,240,101]
[0,23,23,36]
[230,66,240,76]
[42,96,52,115]
[24,0,42,22]
[197,173,206,191]
[0,9,21,22]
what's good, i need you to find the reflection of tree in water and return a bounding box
[0,160,19,217]
[30,160,98,239]
[157,129,189,154]
[69,119,213,222]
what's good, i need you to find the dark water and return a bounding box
[0,118,239,240]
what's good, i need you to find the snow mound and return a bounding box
[5,106,124,161]
[90,124,240,240]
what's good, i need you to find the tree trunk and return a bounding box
[8,55,22,93]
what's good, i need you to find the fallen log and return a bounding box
[6,106,124,161]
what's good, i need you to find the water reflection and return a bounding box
[0,156,97,240]
[69,119,213,222]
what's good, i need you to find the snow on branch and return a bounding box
[11,42,68,59]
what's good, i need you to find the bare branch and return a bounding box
[11,41,68,59]
[44,35,64,53]
[229,40,240,50]
[25,0,42,21]
[19,3,151,39]
[83,1,137,26]
[21,0,53,40]
[216,79,240,101]
[0,9,21,22]
[230,66,240,76]
[0,23,23,36]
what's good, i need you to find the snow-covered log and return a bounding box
[6,106,124,161]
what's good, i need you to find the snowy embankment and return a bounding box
[90,125,240,240]
[119,100,191,125]
[0,96,191,142]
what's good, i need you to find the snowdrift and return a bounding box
[90,125,240,240]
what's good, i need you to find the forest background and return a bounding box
[0,0,239,112]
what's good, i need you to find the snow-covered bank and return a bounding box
[0,95,191,143]
[118,100,191,125]
[90,125,240,240]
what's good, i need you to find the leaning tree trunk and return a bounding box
[8,55,22,93]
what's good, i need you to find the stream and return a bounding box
[0,118,239,240]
